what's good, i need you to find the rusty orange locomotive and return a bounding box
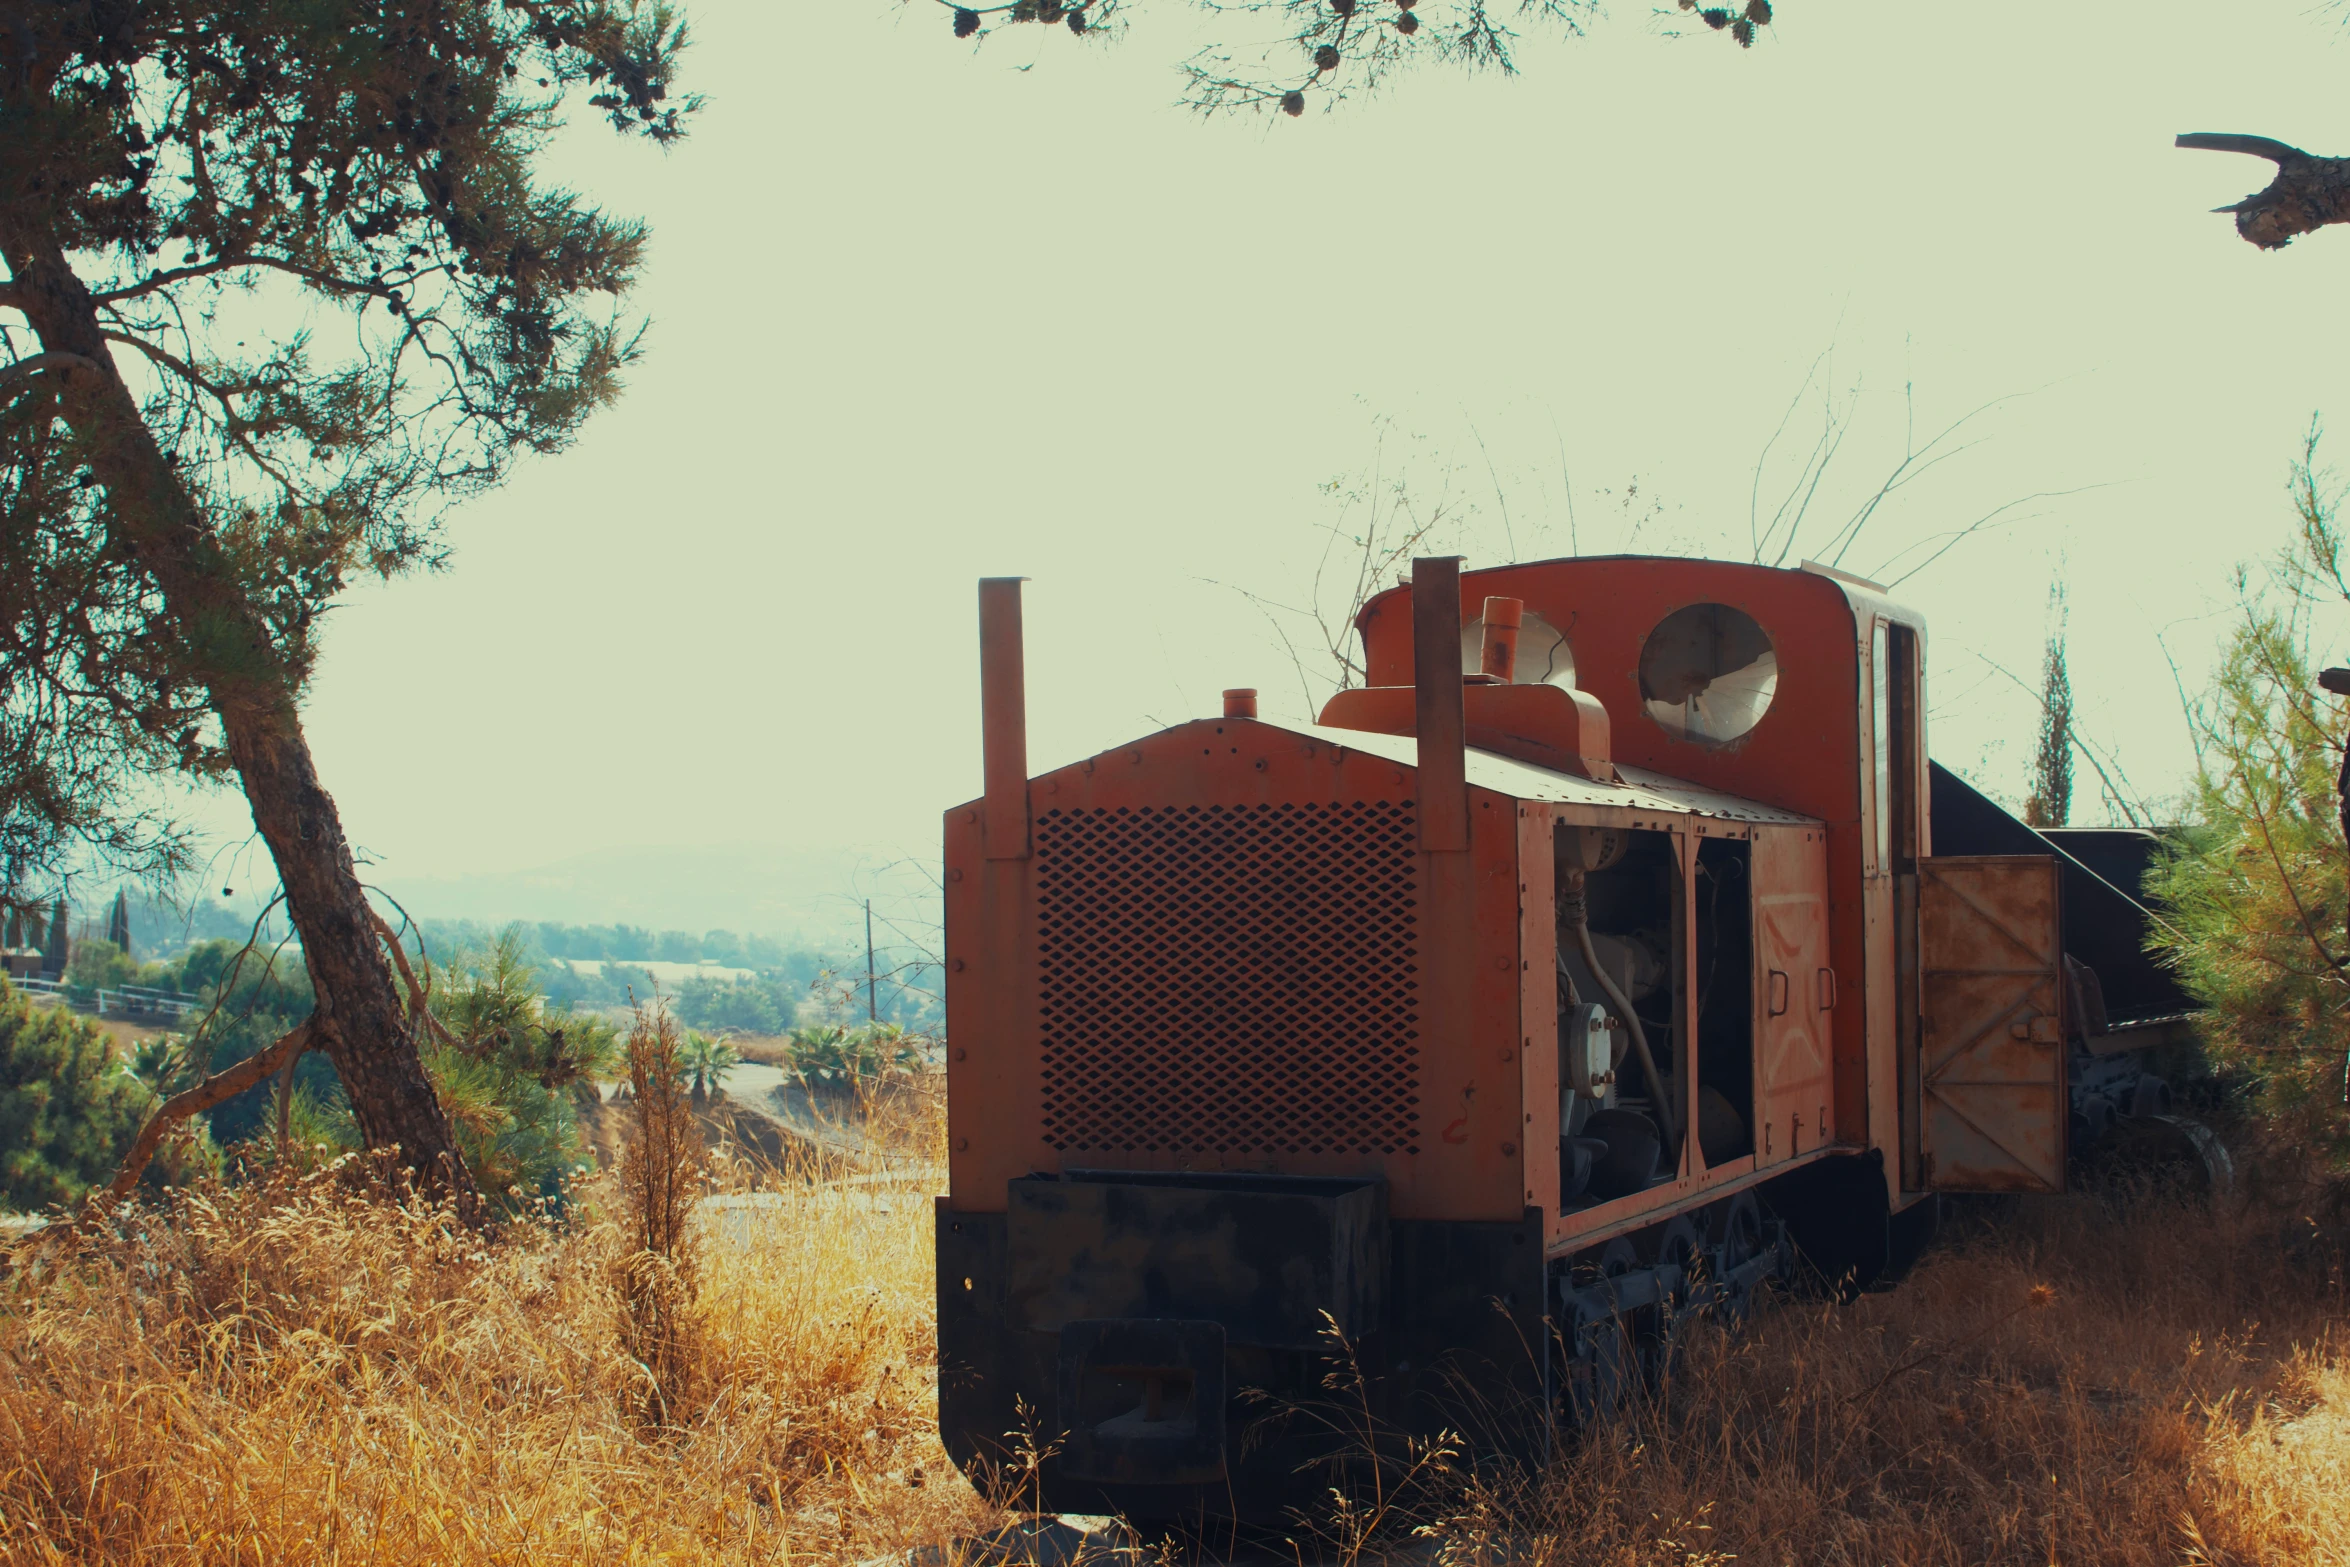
[935,555,2192,1522]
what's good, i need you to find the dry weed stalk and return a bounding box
[617,997,701,1429]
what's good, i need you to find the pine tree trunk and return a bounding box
[2,230,475,1205]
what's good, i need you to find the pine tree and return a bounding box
[2149,431,2350,1168]
[2,1,696,1202]
[934,0,1774,115]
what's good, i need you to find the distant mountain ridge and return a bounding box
[372,842,902,942]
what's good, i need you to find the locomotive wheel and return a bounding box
[1568,1237,1642,1422]
[1639,1216,1704,1387]
[1711,1192,1766,1328]
[2096,1112,2236,1197]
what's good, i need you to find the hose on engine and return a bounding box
[1559,869,1680,1159]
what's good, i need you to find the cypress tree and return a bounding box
[2023,586,2074,829]
[40,902,67,981]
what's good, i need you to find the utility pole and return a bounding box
[864,899,879,1024]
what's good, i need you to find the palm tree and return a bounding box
[678,1031,742,1105]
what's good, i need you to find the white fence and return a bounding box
[12,974,196,1020]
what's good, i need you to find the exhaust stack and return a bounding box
[1412,557,1469,853]
[979,577,1030,860]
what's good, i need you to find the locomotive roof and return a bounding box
[1258,716,1819,827]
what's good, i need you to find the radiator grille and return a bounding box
[1034,801,1421,1157]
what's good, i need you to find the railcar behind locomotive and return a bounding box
[934,555,2195,1522]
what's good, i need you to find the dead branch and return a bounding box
[103,1018,313,1202]
[2178,133,2350,249]
[368,909,464,1052]
[0,351,106,391]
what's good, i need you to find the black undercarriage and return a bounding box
[935,1156,1915,1524]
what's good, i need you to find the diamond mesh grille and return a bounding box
[1034,802,1421,1157]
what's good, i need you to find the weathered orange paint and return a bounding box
[1753,826,1834,1167]
[1320,682,1614,780]
[1917,855,2068,1191]
[944,554,2060,1258]
[1357,559,1907,1210]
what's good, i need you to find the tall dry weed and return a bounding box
[618,998,701,1428]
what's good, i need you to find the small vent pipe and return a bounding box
[1478,595,1523,683]
[1223,688,1258,719]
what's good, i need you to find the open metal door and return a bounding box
[1753,827,1834,1168]
[1917,855,2067,1193]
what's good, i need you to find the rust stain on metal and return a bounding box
[1917,854,2067,1194]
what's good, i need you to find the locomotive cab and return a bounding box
[937,555,2089,1524]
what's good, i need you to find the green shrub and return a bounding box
[0,979,212,1209]
[421,926,621,1204]
[783,1022,921,1091]
[62,938,136,1004]
[675,973,787,1035]
[2150,434,2350,1169]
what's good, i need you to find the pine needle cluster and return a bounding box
[2152,429,2350,1172]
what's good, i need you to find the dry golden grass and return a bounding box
[1421,1184,2350,1567]
[0,1113,2344,1566]
[0,1107,1002,1565]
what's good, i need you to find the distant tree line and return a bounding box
[407,920,941,1035]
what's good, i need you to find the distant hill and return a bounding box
[369,842,918,945]
[86,842,939,963]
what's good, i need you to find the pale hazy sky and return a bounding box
[177,0,2350,925]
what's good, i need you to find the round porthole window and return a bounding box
[1639,603,1777,747]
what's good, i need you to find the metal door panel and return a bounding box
[1752,828,1834,1169]
[1918,855,2066,1193]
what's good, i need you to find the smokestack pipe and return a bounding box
[1222,689,1258,719]
[1412,557,1469,853]
[979,577,1030,860]
[1478,595,1523,684]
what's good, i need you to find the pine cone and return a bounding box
[953,7,980,36]
[1281,90,1305,116]
[1314,44,1340,70]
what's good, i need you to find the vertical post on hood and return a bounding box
[979,577,1030,860]
[1413,556,1469,853]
